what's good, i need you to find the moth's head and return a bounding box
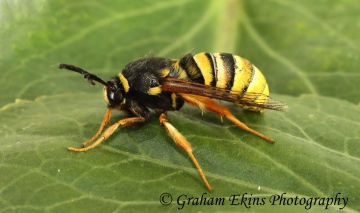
[102,77,125,109]
[58,63,125,109]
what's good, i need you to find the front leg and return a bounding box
[80,108,112,148]
[68,117,146,152]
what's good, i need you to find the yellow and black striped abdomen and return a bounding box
[178,52,270,112]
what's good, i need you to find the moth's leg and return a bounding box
[81,108,112,147]
[179,94,274,143]
[68,117,146,152]
[159,113,213,191]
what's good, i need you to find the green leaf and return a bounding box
[1,0,359,212]
[1,94,359,212]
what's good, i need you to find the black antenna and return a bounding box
[58,64,108,87]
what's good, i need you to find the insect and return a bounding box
[58,52,287,191]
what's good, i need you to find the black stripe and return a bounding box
[220,53,235,90]
[204,53,216,86]
[179,54,204,83]
[246,64,255,92]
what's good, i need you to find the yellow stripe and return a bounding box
[193,52,213,85]
[103,87,109,103]
[230,56,268,112]
[183,55,202,79]
[246,65,266,94]
[262,83,269,97]
[171,93,177,109]
[171,60,188,79]
[237,64,269,112]
[231,56,252,92]
[212,53,227,89]
[158,68,171,77]
[118,73,130,93]
[147,86,162,95]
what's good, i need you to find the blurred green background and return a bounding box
[1,0,359,212]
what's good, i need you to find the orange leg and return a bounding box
[159,113,213,192]
[179,94,275,143]
[68,116,146,152]
[81,108,112,147]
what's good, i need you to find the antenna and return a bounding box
[58,64,108,87]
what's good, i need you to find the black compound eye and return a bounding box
[108,89,122,103]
